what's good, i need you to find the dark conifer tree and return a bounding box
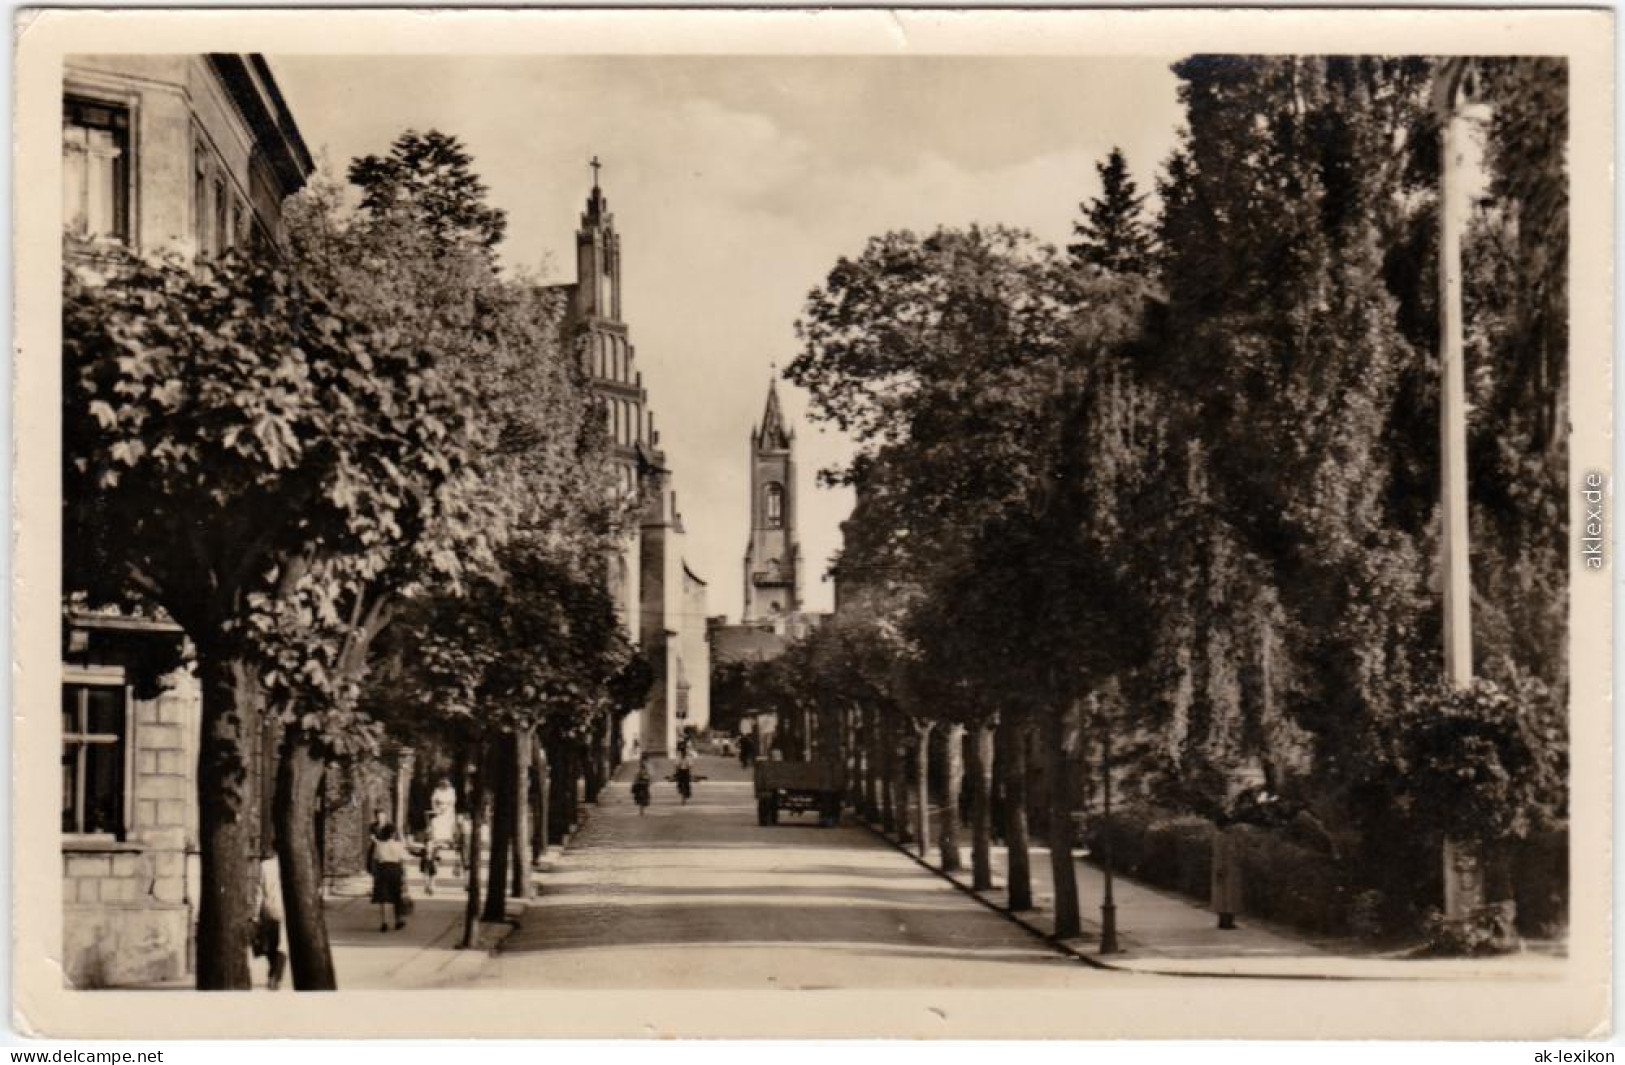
[1068,147,1154,274]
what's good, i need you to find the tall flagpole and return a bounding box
[1433,58,1482,921]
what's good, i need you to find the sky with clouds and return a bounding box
[270,55,1187,619]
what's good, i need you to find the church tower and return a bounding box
[742,379,802,622]
[571,163,648,510]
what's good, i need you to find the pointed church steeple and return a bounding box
[575,156,621,322]
[743,371,800,622]
[754,373,793,451]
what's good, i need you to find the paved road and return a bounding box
[475,754,1133,989]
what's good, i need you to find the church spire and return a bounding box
[756,374,792,451]
[576,156,620,322]
[743,370,800,622]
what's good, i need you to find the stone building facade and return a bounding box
[61,54,312,987]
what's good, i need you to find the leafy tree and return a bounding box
[1069,147,1154,274]
[1364,673,1566,847]
[792,226,1162,936]
[1149,56,1438,810]
[262,132,623,982]
[63,250,492,989]
[1143,56,1568,935]
[384,541,636,939]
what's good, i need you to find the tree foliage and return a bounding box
[1068,146,1154,274]
[348,129,509,252]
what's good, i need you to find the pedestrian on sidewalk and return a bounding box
[675,755,694,805]
[372,823,408,932]
[366,808,389,877]
[250,851,286,990]
[632,755,653,815]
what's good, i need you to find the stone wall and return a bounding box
[63,676,196,988]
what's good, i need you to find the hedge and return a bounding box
[1085,806,1569,943]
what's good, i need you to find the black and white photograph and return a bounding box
[13,6,1613,1043]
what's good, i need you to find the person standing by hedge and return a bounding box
[1211,821,1244,930]
[371,823,408,932]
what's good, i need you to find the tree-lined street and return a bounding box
[479,756,1119,990]
[60,50,1571,996]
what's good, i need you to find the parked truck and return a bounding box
[754,760,842,827]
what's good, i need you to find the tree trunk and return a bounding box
[461,740,486,949]
[602,715,619,791]
[914,721,933,859]
[194,653,259,990]
[1045,709,1082,939]
[274,727,337,990]
[583,720,604,804]
[564,743,580,829]
[969,718,995,891]
[893,715,913,844]
[879,709,896,833]
[482,734,515,923]
[939,723,965,872]
[512,727,533,897]
[863,706,881,822]
[533,738,549,860]
[851,708,864,809]
[546,737,570,844]
[998,713,1033,912]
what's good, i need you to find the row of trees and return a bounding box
[64,130,646,988]
[754,57,1568,942]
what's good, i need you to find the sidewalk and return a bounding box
[146,804,595,991]
[314,868,525,990]
[320,803,601,989]
[872,826,1566,981]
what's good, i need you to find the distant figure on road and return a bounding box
[675,755,694,805]
[371,823,408,933]
[738,732,756,768]
[632,755,653,815]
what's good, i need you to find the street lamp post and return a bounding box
[1099,719,1119,954]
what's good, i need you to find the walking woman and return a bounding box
[371,823,408,932]
[632,754,653,815]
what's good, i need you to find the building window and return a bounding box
[765,483,784,528]
[62,98,130,242]
[214,177,229,256]
[62,682,127,839]
[194,144,211,255]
